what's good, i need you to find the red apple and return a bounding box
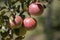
[23,17,37,30]
[9,15,22,29]
[29,2,44,16]
[15,15,22,24]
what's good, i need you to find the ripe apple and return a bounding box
[23,17,37,30]
[29,2,44,16]
[9,15,22,29]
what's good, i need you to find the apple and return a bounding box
[23,17,37,30]
[29,2,44,16]
[9,15,22,29]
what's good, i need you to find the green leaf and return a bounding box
[0,25,2,29]
[1,31,8,38]
[14,26,27,36]
[11,0,19,5]
[8,0,12,8]
[26,0,31,7]
[15,36,25,40]
[0,17,4,25]
[19,0,24,9]
[9,16,14,22]
[6,38,11,40]
[20,15,25,19]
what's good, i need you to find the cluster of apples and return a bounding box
[9,15,36,30]
[0,0,46,40]
[9,2,44,30]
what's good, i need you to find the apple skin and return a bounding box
[29,2,44,16]
[15,15,22,24]
[23,17,37,30]
[9,15,22,29]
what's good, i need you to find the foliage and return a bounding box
[0,0,52,40]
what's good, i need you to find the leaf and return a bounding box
[6,38,11,40]
[20,15,25,19]
[1,31,8,38]
[14,26,27,36]
[19,0,24,9]
[2,16,9,19]
[15,36,25,40]
[0,25,2,29]
[8,0,13,9]
[26,0,31,7]
[11,0,19,5]
[16,5,20,13]
[0,17,4,25]
[3,0,8,6]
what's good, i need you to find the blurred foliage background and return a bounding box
[0,0,60,40]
